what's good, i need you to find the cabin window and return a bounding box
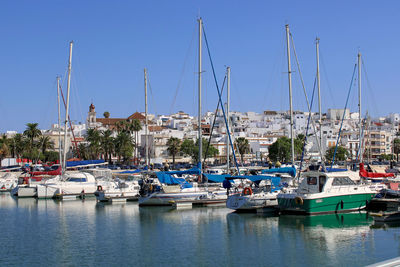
[319,176,326,192]
[307,177,317,185]
[67,177,87,182]
[332,177,355,186]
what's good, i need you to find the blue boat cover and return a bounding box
[325,167,348,172]
[261,167,296,177]
[163,167,201,175]
[66,159,105,167]
[203,174,231,183]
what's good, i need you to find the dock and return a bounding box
[169,199,227,209]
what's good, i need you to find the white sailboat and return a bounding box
[139,18,228,207]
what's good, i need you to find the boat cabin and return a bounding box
[297,172,356,194]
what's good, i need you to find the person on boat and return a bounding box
[223,178,232,196]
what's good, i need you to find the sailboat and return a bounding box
[35,42,112,199]
[139,18,228,207]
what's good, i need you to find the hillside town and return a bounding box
[2,102,399,167]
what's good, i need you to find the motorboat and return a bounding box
[95,179,140,202]
[0,172,18,192]
[277,170,378,215]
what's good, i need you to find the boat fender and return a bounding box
[243,187,253,195]
[340,200,344,209]
[294,196,304,205]
[97,185,103,191]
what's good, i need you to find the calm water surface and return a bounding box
[1,193,400,266]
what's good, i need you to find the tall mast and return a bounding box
[63,41,73,175]
[358,52,362,162]
[198,18,203,174]
[144,68,149,168]
[316,37,323,155]
[226,66,231,173]
[57,76,62,168]
[285,25,295,165]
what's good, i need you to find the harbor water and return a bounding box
[1,193,399,266]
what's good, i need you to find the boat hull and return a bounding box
[278,193,376,215]
[226,193,278,212]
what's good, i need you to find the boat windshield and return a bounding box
[332,177,355,186]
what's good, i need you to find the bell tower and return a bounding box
[87,103,97,128]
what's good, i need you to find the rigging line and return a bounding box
[319,50,337,108]
[202,23,240,174]
[260,31,286,111]
[203,75,226,167]
[331,63,357,168]
[146,72,158,116]
[170,25,196,115]
[361,58,380,116]
[290,33,325,163]
[299,76,317,174]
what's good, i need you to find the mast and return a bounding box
[144,68,149,168]
[316,37,323,155]
[198,18,203,175]
[358,52,362,162]
[226,66,231,173]
[63,41,73,175]
[57,76,62,168]
[285,25,295,165]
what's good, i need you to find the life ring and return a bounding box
[294,196,304,205]
[242,187,253,195]
[97,185,103,191]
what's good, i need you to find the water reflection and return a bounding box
[1,195,400,266]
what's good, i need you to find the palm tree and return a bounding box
[0,135,10,167]
[235,137,250,164]
[101,130,114,163]
[85,128,102,159]
[167,137,181,167]
[129,119,142,159]
[10,134,25,159]
[394,138,400,162]
[38,136,55,154]
[114,131,134,164]
[23,123,41,151]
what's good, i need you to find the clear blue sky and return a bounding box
[0,0,398,132]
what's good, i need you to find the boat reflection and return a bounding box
[279,212,372,229]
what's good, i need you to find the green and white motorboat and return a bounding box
[277,170,378,215]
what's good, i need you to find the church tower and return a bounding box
[87,103,97,128]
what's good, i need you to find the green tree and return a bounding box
[325,146,349,162]
[181,138,219,163]
[393,138,400,162]
[235,137,250,163]
[268,136,303,163]
[167,137,181,167]
[85,128,102,159]
[38,136,55,154]
[114,131,134,164]
[103,111,110,118]
[101,129,114,163]
[0,135,10,167]
[23,123,42,158]
[129,119,142,159]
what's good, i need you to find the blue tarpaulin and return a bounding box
[325,167,348,172]
[155,167,200,187]
[203,174,231,183]
[66,159,105,167]
[261,167,296,177]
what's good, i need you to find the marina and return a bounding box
[1,193,400,266]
